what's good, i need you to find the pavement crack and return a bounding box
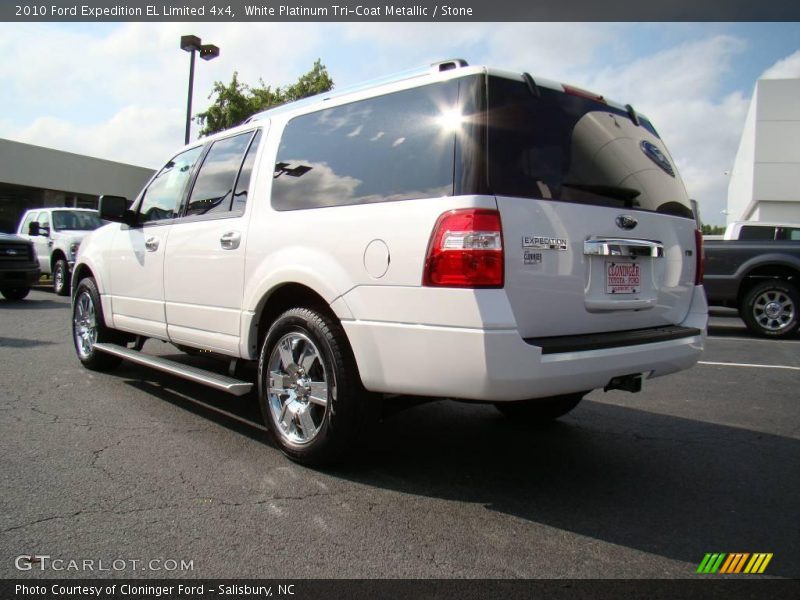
[2,510,86,534]
[88,439,124,480]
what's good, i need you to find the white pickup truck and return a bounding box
[71,60,707,464]
[17,208,104,295]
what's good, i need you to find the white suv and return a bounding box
[71,60,707,464]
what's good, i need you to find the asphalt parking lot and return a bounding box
[1,287,798,579]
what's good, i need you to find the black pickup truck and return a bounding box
[0,233,40,301]
[704,239,800,338]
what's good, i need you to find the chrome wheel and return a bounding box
[54,263,65,293]
[266,332,331,446]
[753,289,795,333]
[73,290,98,359]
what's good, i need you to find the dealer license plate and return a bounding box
[606,260,640,294]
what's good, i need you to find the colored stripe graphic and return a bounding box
[698,553,773,574]
[744,553,773,574]
[697,553,727,573]
[720,553,750,573]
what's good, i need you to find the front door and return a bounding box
[106,146,203,339]
[33,211,51,273]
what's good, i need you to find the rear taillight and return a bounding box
[423,209,504,288]
[694,229,704,285]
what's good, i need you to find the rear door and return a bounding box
[487,76,698,338]
[164,129,262,355]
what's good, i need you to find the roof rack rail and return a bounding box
[245,58,471,124]
[432,58,469,72]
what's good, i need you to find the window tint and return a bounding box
[740,225,776,240]
[776,227,800,241]
[52,210,103,231]
[485,76,693,219]
[186,132,254,217]
[272,81,459,211]
[232,130,262,213]
[139,146,203,224]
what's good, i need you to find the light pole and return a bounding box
[180,34,220,145]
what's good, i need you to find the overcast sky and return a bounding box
[1,22,799,225]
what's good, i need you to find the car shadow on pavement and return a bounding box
[113,360,798,578]
[340,399,800,578]
[0,298,66,310]
[0,336,56,348]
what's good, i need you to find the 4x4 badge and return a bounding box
[616,215,638,230]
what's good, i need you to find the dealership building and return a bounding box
[0,137,154,233]
[727,78,800,224]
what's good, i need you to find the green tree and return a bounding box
[701,224,726,235]
[196,60,334,136]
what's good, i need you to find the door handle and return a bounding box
[220,231,241,250]
[584,238,664,258]
[144,236,159,252]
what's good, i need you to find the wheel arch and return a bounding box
[736,261,800,302]
[50,249,67,270]
[72,262,95,290]
[71,260,116,329]
[245,282,353,360]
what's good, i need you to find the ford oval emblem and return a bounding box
[640,140,675,177]
[616,215,638,230]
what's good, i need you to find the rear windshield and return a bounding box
[485,76,693,219]
[52,210,103,231]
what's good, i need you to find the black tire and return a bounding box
[495,392,586,422]
[740,280,799,339]
[72,277,123,371]
[1,287,30,301]
[53,259,70,296]
[258,307,370,466]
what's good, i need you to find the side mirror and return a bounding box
[28,222,40,236]
[99,195,136,226]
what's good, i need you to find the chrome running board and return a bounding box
[93,343,252,396]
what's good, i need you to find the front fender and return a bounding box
[71,225,118,327]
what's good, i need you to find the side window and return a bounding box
[739,225,776,240]
[185,132,254,217]
[139,146,203,224]
[271,80,458,211]
[776,227,800,241]
[232,130,262,214]
[38,211,50,230]
[20,212,36,234]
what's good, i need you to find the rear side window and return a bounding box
[271,80,459,211]
[740,225,776,240]
[485,76,693,219]
[776,227,800,241]
[186,131,255,217]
